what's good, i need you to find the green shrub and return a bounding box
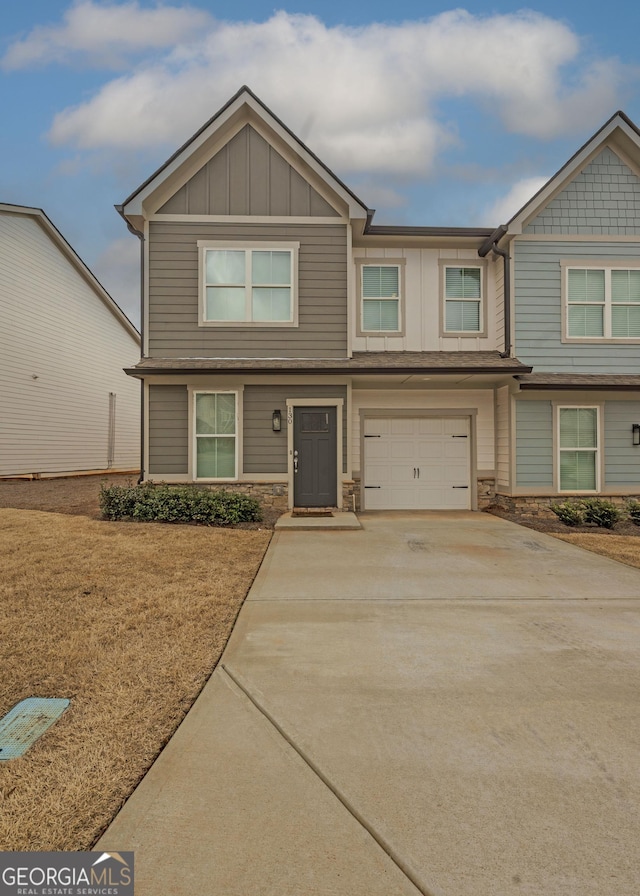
[550,500,584,527]
[627,499,640,526]
[580,498,620,530]
[99,483,262,526]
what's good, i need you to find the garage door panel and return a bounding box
[417,441,447,461]
[390,419,416,436]
[391,441,417,460]
[363,417,470,510]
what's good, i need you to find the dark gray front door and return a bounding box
[293,406,337,507]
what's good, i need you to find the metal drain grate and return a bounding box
[0,697,70,760]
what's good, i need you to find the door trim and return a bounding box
[360,408,478,511]
[286,398,343,509]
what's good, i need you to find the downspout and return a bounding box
[117,208,146,484]
[478,225,510,357]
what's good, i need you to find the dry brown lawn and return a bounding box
[0,507,270,850]
[550,532,640,569]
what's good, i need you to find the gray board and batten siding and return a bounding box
[148,222,348,358]
[514,240,640,372]
[158,124,340,218]
[147,383,348,477]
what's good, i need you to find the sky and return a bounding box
[2,1,639,328]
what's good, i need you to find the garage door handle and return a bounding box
[452,435,468,438]
[452,486,469,489]
[364,434,381,438]
[364,486,381,489]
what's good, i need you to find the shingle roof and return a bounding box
[126,351,531,376]
[517,373,640,390]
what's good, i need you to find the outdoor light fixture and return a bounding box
[633,424,640,446]
[272,409,282,432]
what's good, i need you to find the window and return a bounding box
[360,264,401,332]
[444,266,483,333]
[558,406,599,492]
[194,392,236,479]
[199,243,298,325]
[565,266,640,339]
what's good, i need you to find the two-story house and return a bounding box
[119,87,640,513]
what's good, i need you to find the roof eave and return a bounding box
[119,86,370,224]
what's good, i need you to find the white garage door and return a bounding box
[363,417,470,510]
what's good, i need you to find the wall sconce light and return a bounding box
[272,410,282,432]
[633,424,640,446]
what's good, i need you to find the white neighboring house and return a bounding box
[0,203,140,478]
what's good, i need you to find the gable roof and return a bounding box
[499,111,640,237]
[118,86,371,231]
[0,202,139,343]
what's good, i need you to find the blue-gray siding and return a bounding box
[243,384,348,474]
[515,400,553,487]
[148,222,348,358]
[514,240,640,372]
[525,148,640,235]
[148,384,189,474]
[604,401,640,484]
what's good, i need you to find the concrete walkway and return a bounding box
[99,513,640,895]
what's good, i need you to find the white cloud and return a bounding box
[92,236,140,327]
[483,176,550,224]
[33,8,631,180]
[2,1,211,70]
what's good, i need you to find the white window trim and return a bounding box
[554,403,601,494]
[561,259,640,343]
[356,259,405,336]
[192,389,241,482]
[197,240,299,328]
[440,262,486,336]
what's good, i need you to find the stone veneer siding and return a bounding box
[198,480,357,512]
[491,493,640,517]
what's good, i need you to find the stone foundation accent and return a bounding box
[477,478,496,510]
[201,480,357,512]
[200,482,289,512]
[491,493,640,518]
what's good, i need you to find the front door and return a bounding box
[293,406,338,507]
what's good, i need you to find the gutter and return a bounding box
[116,205,146,484]
[478,226,510,357]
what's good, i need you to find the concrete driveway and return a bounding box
[99,513,640,895]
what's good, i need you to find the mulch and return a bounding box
[485,505,640,537]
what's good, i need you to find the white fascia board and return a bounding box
[506,114,640,235]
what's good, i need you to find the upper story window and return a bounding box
[443,265,483,334]
[198,242,299,327]
[564,264,640,340]
[359,263,403,333]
